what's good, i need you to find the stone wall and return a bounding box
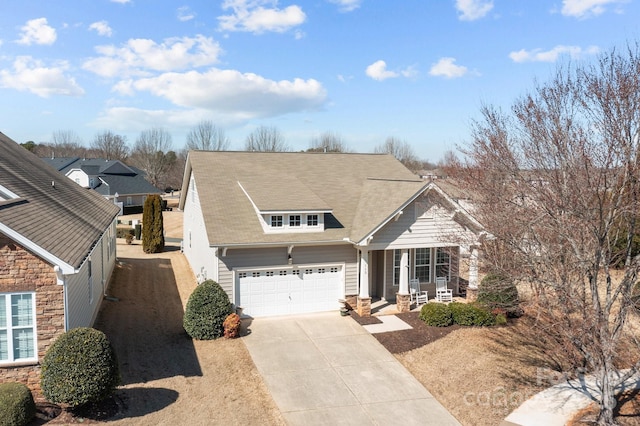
[0,234,65,394]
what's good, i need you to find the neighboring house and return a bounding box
[179,151,486,318]
[0,133,120,391]
[41,157,162,215]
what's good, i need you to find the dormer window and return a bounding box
[271,215,283,227]
[263,212,325,233]
[289,215,301,227]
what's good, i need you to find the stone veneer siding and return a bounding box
[0,233,65,393]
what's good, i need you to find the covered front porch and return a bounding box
[352,245,481,317]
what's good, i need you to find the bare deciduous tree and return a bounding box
[130,127,174,188]
[91,130,129,161]
[48,130,85,157]
[374,137,420,171]
[185,120,230,151]
[454,45,640,424]
[308,132,350,152]
[244,126,290,152]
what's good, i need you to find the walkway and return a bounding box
[242,312,460,425]
[502,370,640,425]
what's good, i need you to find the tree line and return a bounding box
[21,121,438,191]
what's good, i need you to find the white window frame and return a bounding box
[413,248,431,283]
[435,247,451,281]
[126,196,133,206]
[270,215,283,227]
[307,214,319,226]
[0,292,38,365]
[289,215,301,227]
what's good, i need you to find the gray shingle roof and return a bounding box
[0,133,120,269]
[41,157,162,196]
[181,151,428,246]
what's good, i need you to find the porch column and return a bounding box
[396,249,411,313]
[357,249,371,316]
[467,246,479,301]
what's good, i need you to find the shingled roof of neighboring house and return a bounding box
[0,132,120,270]
[180,151,433,246]
[41,157,162,196]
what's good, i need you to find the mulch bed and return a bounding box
[350,311,461,353]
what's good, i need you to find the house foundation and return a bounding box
[357,297,371,317]
[396,293,411,313]
[466,287,478,301]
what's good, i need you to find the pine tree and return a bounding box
[142,194,165,253]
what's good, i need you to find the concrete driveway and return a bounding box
[242,312,460,425]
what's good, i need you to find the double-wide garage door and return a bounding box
[237,265,342,317]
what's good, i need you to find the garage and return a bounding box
[237,265,343,317]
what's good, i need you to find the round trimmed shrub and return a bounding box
[477,272,523,318]
[183,280,233,340]
[449,302,496,326]
[419,303,453,327]
[41,327,119,408]
[0,382,36,426]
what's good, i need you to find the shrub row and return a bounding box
[116,227,134,239]
[420,302,498,327]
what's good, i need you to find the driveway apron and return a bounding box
[242,312,460,426]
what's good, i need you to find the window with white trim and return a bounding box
[271,215,283,227]
[414,248,431,282]
[393,250,401,286]
[0,293,37,364]
[289,215,301,227]
[307,214,318,226]
[435,248,451,280]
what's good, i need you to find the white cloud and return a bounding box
[327,0,362,12]
[177,6,196,22]
[117,68,327,118]
[455,0,493,21]
[0,56,84,97]
[89,21,113,37]
[428,57,468,78]
[83,35,222,78]
[17,18,57,45]
[561,0,626,18]
[218,0,306,34]
[365,60,417,81]
[110,0,131,3]
[509,45,600,62]
[365,60,397,81]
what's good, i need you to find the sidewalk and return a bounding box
[502,370,640,425]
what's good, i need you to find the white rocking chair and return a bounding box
[435,277,453,302]
[409,278,428,305]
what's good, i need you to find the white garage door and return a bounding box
[237,266,342,317]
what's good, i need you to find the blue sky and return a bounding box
[1,0,639,161]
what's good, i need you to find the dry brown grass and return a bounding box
[396,317,552,425]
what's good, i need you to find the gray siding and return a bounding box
[66,220,117,329]
[369,193,477,250]
[218,244,358,302]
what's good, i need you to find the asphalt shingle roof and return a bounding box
[183,151,429,246]
[0,133,120,269]
[41,157,162,196]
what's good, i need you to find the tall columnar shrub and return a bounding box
[183,280,233,340]
[0,382,36,426]
[142,194,165,253]
[41,327,120,408]
[477,272,522,318]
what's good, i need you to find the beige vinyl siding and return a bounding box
[218,244,358,302]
